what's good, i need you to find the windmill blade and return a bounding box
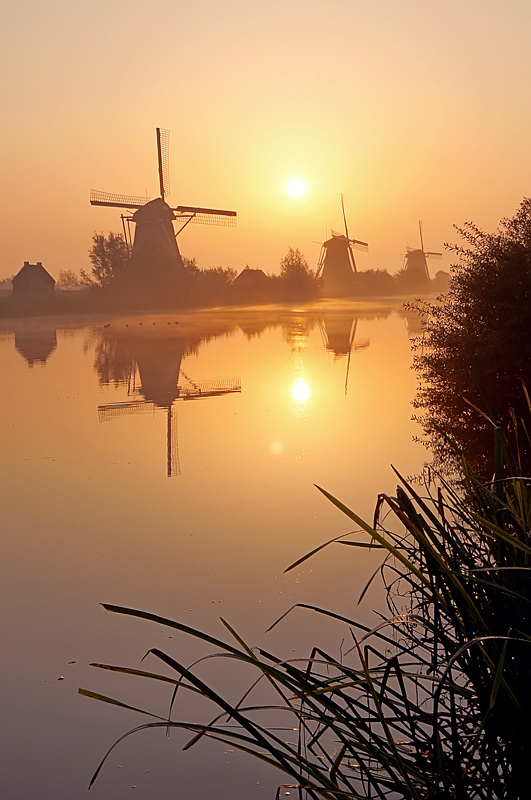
[167,405,181,478]
[177,376,241,398]
[426,251,443,259]
[90,189,150,209]
[315,246,325,279]
[173,205,237,227]
[98,400,155,421]
[348,243,358,274]
[419,220,425,253]
[341,194,349,239]
[349,239,369,252]
[156,128,170,201]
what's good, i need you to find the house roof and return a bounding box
[12,262,55,285]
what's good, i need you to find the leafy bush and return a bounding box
[411,199,531,475]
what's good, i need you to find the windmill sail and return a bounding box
[90,190,151,209]
[156,128,170,201]
[174,206,237,227]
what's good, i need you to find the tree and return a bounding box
[57,269,81,290]
[279,247,319,299]
[410,198,531,473]
[81,232,130,289]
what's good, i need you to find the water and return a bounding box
[0,301,426,800]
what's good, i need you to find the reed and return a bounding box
[80,402,531,798]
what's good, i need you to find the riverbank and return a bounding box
[0,289,436,326]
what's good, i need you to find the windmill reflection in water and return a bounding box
[97,333,241,476]
[319,313,369,395]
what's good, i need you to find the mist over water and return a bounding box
[0,301,427,800]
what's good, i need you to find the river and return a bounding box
[0,300,427,800]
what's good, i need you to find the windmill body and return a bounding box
[403,247,430,280]
[130,198,184,276]
[316,197,368,297]
[402,222,442,282]
[318,233,357,296]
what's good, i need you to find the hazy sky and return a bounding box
[1,0,531,278]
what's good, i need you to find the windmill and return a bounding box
[97,334,241,477]
[90,128,237,281]
[402,221,442,280]
[315,195,368,296]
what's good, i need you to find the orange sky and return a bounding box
[2,0,531,279]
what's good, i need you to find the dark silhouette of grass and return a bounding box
[80,398,531,798]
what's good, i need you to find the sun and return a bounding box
[292,380,310,403]
[286,178,307,198]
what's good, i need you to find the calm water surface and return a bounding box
[0,301,427,800]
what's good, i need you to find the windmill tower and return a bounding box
[402,221,442,280]
[97,334,241,477]
[315,195,368,296]
[90,128,237,288]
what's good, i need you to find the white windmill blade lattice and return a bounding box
[173,205,237,227]
[157,128,171,200]
[90,190,151,209]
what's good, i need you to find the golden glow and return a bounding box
[269,440,285,455]
[286,178,307,198]
[292,379,310,403]
[3,4,530,279]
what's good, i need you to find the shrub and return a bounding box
[411,199,531,475]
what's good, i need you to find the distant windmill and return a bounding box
[90,128,237,278]
[97,337,241,477]
[315,195,368,296]
[402,221,442,280]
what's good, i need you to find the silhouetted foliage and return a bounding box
[432,268,450,293]
[352,268,397,296]
[181,256,237,306]
[279,247,320,299]
[81,232,131,289]
[57,269,81,290]
[411,198,531,474]
[395,264,430,293]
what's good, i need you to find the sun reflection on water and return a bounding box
[292,380,310,403]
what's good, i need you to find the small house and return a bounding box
[232,268,271,301]
[12,262,55,296]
